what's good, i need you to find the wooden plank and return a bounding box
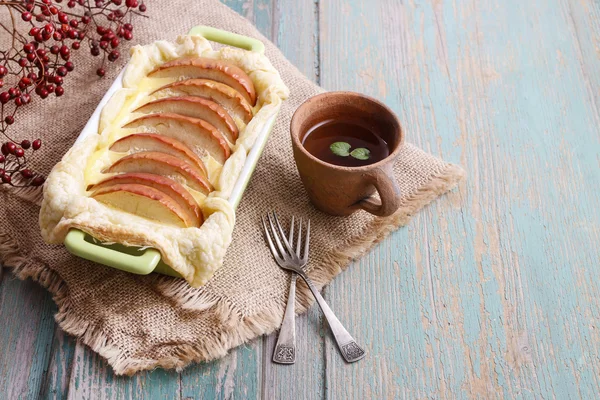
[64,343,180,400]
[179,2,326,398]
[260,1,326,399]
[319,0,600,399]
[39,329,75,400]
[0,277,57,400]
[564,0,600,113]
[180,343,262,400]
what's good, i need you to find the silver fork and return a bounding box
[262,212,366,363]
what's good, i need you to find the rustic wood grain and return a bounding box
[319,0,600,398]
[1,0,599,398]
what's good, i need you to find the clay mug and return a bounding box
[291,92,404,217]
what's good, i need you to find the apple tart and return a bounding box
[40,35,289,287]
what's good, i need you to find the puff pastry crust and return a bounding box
[39,35,289,287]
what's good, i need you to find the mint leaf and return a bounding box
[330,142,351,157]
[350,148,371,160]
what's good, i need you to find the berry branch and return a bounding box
[0,0,146,188]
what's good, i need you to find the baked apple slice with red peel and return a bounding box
[148,57,257,106]
[151,79,253,124]
[89,173,203,227]
[105,152,213,195]
[91,183,194,228]
[109,133,208,178]
[134,97,239,143]
[122,113,231,164]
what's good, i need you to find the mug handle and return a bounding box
[355,168,401,217]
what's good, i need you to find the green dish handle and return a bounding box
[64,229,161,275]
[188,25,265,54]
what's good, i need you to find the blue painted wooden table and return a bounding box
[2,0,600,398]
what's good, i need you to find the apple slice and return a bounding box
[148,57,257,106]
[89,173,203,227]
[134,97,239,143]
[151,79,253,124]
[105,152,213,195]
[109,133,208,178]
[91,183,193,228]
[122,113,230,164]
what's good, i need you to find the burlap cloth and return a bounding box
[0,0,464,375]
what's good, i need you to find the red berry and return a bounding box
[0,80,3,88]
[7,143,16,154]
[72,41,80,50]
[97,26,106,35]
[124,23,133,31]
[112,0,122,5]
[20,169,34,179]
[1,144,7,156]
[21,140,31,149]
[126,0,138,8]
[39,88,49,99]
[46,84,55,93]
[0,92,9,104]
[108,50,119,62]
[0,155,4,163]
[65,61,74,71]
[60,46,70,58]
[21,94,31,104]
[5,116,14,125]
[31,176,45,186]
[55,86,64,96]
[19,58,28,67]
[82,15,91,24]
[91,47,100,56]
[139,3,146,12]
[96,68,106,77]
[57,66,67,77]
[14,97,23,107]
[2,174,11,184]
[32,139,42,150]
[22,12,32,21]
[15,148,25,157]
[68,1,76,8]
[70,20,78,28]
[44,23,54,34]
[123,31,133,41]
[53,31,63,41]
[54,76,63,85]
[29,27,40,36]
[111,38,119,48]
[99,41,108,49]
[0,65,6,78]
[27,53,36,62]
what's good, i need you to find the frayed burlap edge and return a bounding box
[0,163,464,375]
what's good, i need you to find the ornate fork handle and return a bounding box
[273,273,298,364]
[296,270,366,363]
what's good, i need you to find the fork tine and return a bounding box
[267,212,288,258]
[273,212,294,255]
[288,216,295,245]
[262,216,284,264]
[295,217,303,257]
[302,219,310,263]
